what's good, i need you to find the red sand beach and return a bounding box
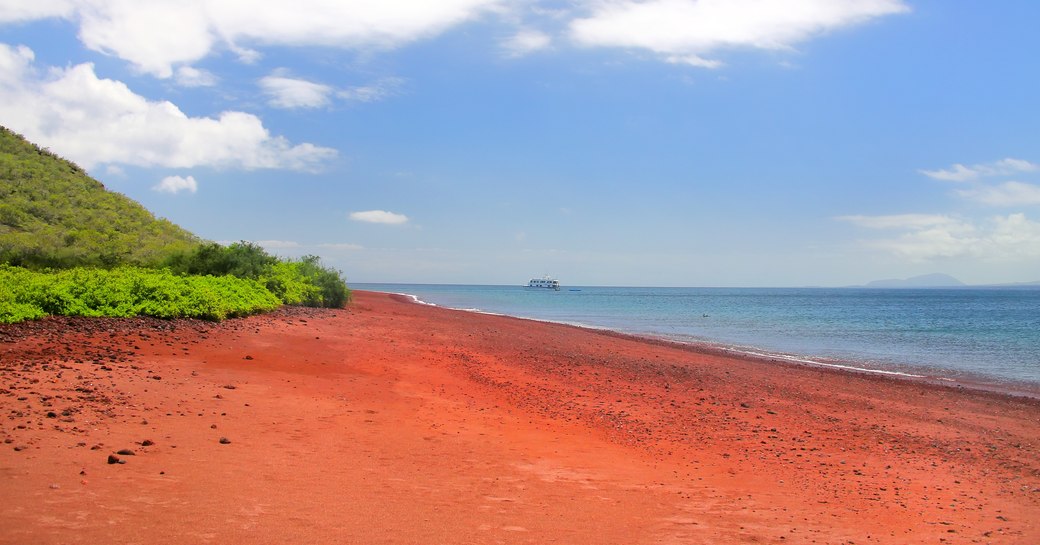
[2,290,1038,544]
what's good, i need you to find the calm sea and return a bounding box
[354,283,1040,390]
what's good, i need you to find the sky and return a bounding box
[1,0,1038,287]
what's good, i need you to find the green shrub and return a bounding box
[164,241,276,279]
[259,260,321,306]
[0,265,280,323]
[166,242,350,308]
[0,265,46,323]
[293,255,351,308]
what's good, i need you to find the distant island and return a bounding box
[861,273,1040,288]
[863,273,964,288]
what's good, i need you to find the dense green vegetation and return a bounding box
[164,242,351,309]
[0,265,281,323]
[0,126,351,323]
[0,126,200,268]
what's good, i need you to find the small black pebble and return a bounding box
[107,454,124,464]
[219,437,231,444]
[117,449,135,456]
[46,411,57,418]
[141,439,155,446]
[244,355,253,360]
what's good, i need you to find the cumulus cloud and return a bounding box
[75,1,215,78]
[349,210,409,225]
[569,0,908,67]
[7,0,503,77]
[153,175,198,194]
[260,74,333,109]
[3,0,913,77]
[0,0,75,23]
[501,29,552,57]
[839,213,1040,261]
[919,158,1038,182]
[0,43,336,171]
[955,181,1040,207]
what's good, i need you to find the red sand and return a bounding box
[1,290,1038,544]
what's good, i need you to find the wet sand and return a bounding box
[1,290,1038,544]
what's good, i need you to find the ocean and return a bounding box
[353,283,1040,390]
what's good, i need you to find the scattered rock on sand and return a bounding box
[107,454,124,465]
[219,437,231,444]
[116,449,135,456]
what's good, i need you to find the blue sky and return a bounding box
[1,1,1038,286]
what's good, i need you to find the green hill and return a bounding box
[0,126,200,268]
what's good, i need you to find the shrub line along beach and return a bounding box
[2,290,1038,544]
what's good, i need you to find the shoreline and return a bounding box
[383,289,1040,401]
[2,290,1038,544]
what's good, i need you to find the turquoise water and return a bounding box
[354,283,1040,388]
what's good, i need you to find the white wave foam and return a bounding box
[730,348,925,378]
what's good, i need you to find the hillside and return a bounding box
[0,126,200,268]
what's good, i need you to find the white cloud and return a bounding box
[919,158,1039,182]
[0,0,75,23]
[501,29,552,57]
[666,54,723,69]
[252,240,364,254]
[317,242,364,251]
[989,214,1040,259]
[0,43,336,171]
[338,77,405,103]
[254,240,301,249]
[76,1,215,78]
[153,175,198,194]
[175,66,217,87]
[840,213,1040,261]
[955,181,1040,207]
[569,0,908,67]
[10,0,504,78]
[836,213,956,230]
[260,74,333,109]
[349,210,409,225]
[0,42,33,77]
[3,0,912,78]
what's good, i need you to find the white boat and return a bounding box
[527,276,560,290]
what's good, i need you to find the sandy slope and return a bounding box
[1,291,1037,544]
